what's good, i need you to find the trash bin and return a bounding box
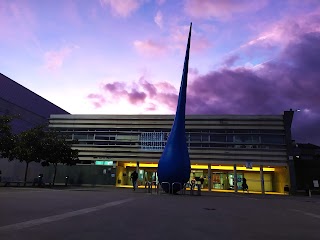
[284,185,289,193]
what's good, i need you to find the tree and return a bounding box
[0,115,16,160]
[14,126,47,185]
[41,131,79,186]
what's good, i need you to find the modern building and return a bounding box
[293,142,320,191]
[48,111,297,194]
[0,73,69,182]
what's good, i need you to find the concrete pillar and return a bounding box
[234,164,238,193]
[208,164,212,192]
[260,165,265,194]
[136,161,140,185]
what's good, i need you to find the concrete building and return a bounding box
[48,111,296,193]
[0,73,68,182]
[293,143,320,191]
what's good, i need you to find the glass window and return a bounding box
[252,135,260,143]
[226,135,234,142]
[210,135,226,142]
[234,135,252,143]
[201,134,209,142]
[73,134,88,140]
[95,135,109,140]
[190,143,202,148]
[261,135,284,144]
[190,134,202,141]
[233,129,251,133]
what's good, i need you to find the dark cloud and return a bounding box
[127,89,147,104]
[87,32,320,145]
[185,32,320,144]
[222,54,240,67]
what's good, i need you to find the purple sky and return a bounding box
[1,0,320,144]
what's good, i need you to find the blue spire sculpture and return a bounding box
[157,23,192,194]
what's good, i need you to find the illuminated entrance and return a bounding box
[115,162,286,193]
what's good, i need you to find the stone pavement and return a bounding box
[0,187,319,240]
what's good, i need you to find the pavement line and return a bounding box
[0,198,134,232]
[290,209,320,220]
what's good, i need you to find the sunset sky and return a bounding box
[1,0,320,144]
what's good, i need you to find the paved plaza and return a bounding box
[0,187,319,240]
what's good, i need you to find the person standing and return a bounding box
[130,170,138,191]
[242,177,249,193]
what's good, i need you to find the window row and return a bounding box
[67,133,285,145]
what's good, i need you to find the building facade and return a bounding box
[0,73,69,182]
[293,143,320,191]
[49,112,296,193]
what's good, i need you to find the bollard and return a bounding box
[152,181,157,194]
[38,174,44,187]
[148,182,151,193]
[197,184,201,196]
[190,180,195,195]
[145,182,152,193]
[65,176,69,186]
[160,182,170,194]
[181,183,187,195]
[172,182,182,194]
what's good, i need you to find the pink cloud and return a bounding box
[0,1,37,43]
[99,0,144,17]
[87,75,178,112]
[133,39,167,57]
[184,0,268,20]
[139,76,157,97]
[154,10,163,28]
[87,94,106,109]
[127,89,147,104]
[44,45,78,71]
[242,9,320,51]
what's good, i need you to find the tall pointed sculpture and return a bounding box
[157,23,192,193]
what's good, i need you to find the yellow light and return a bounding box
[124,163,158,168]
[190,165,274,171]
[123,162,275,171]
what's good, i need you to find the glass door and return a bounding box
[212,172,229,190]
[228,173,243,190]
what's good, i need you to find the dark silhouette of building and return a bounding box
[293,142,320,190]
[0,73,68,182]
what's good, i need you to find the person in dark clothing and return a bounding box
[242,178,249,193]
[199,175,204,187]
[130,170,138,191]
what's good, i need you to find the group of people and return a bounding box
[130,170,249,193]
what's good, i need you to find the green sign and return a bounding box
[95,161,113,166]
